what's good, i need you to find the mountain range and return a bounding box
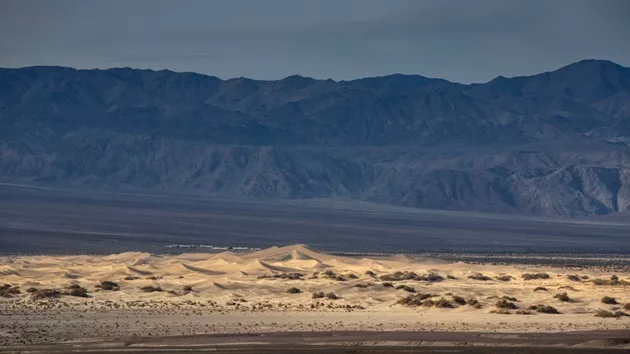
[1,59,630,217]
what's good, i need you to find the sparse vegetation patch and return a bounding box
[522,273,550,280]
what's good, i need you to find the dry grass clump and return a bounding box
[566,274,581,282]
[139,285,163,292]
[0,284,21,298]
[314,292,339,300]
[533,287,548,292]
[396,293,435,306]
[423,297,454,308]
[395,285,416,293]
[365,270,376,277]
[452,295,467,305]
[624,303,630,311]
[124,276,140,281]
[522,273,550,280]
[501,296,518,302]
[322,270,347,281]
[490,309,512,315]
[591,275,629,286]
[182,285,193,292]
[466,298,481,308]
[325,292,339,300]
[30,289,61,300]
[601,296,618,305]
[382,282,394,288]
[97,281,119,291]
[594,310,629,318]
[286,287,301,294]
[65,284,89,297]
[447,275,456,280]
[26,287,38,293]
[495,275,514,282]
[515,310,534,315]
[529,304,560,314]
[468,273,492,281]
[553,292,571,302]
[380,271,443,282]
[495,298,518,309]
[257,272,304,280]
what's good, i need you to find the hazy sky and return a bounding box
[1,0,629,83]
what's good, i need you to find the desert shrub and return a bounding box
[312,292,325,299]
[553,292,571,302]
[323,270,335,276]
[452,295,466,305]
[99,281,119,291]
[624,303,630,311]
[594,310,628,318]
[365,270,376,277]
[421,297,454,308]
[146,276,158,280]
[495,298,518,309]
[335,275,347,282]
[325,292,339,300]
[490,309,512,315]
[347,273,358,279]
[601,296,618,305]
[591,276,629,286]
[515,310,534,315]
[395,285,416,293]
[566,274,581,282]
[495,275,513,282]
[434,298,454,308]
[522,273,550,280]
[533,287,548,292]
[286,287,301,294]
[31,289,61,300]
[529,304,559,314]
[466,298,479,306]
[183,285,193,292]
[396,293,434,306]
[422,273,444,282]
[140,285,163,293]
[501,296,518,302]
[468,273,492,281]
[124,276,139,281]
[447,275,456,280]
[282,273,304,280]
[66,285,89,297]
[355,283,372,288]
[379,271,442,282]
[0,284,20,298]
[382,282,394,288]
[26,287,38,293]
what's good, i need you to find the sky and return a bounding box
[1,0,629,83]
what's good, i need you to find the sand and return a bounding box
[1,244,630,348]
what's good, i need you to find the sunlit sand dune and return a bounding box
[1,245,629,347]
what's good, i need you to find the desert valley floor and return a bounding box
[1,244,630,351]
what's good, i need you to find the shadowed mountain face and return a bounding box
[1,59,630,217]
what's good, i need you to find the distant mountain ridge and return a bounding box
[1,59,630,217]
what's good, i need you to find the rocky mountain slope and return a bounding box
[1,59,630,217]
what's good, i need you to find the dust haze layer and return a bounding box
[2,59,630,217]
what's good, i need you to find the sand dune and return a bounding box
[1,244,630,347]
